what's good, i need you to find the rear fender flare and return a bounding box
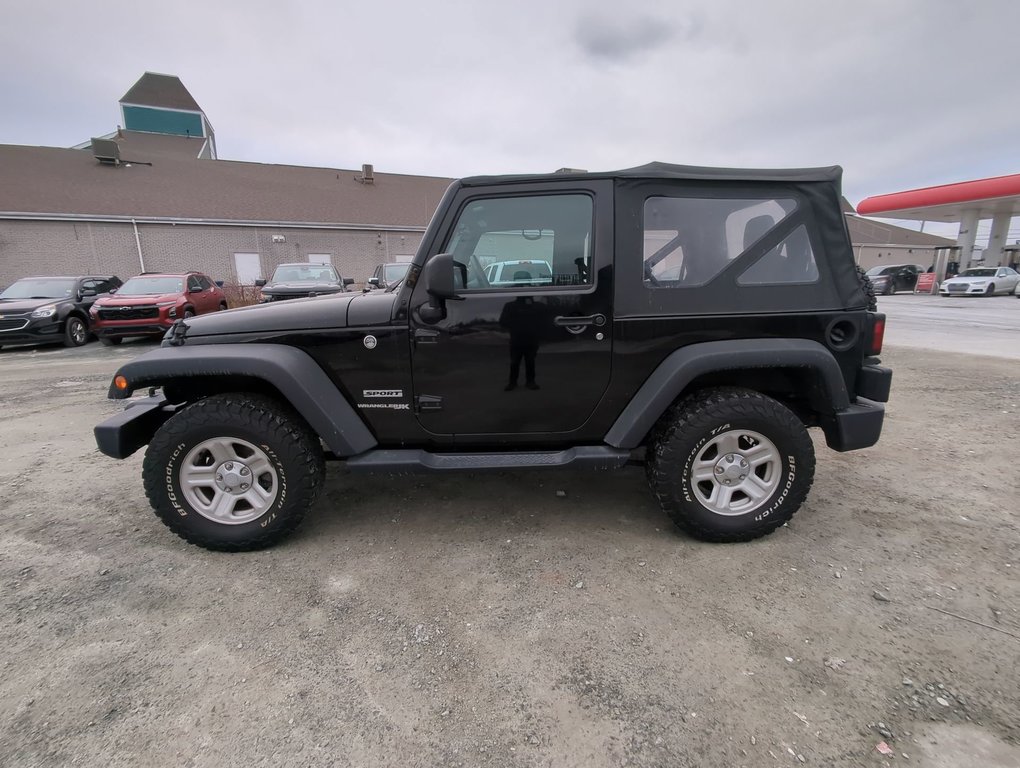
[109,343,377,456]
[604,339,849,449]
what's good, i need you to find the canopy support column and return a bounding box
[956,209,979,270]
[984,212,1012,266]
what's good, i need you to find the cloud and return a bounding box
[574,13,681,64]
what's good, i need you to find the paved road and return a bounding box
[877,293,1020,360]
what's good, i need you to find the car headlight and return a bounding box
[31,305,57,319]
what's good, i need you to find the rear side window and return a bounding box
[737,225,818,285]
[643,197,797,287]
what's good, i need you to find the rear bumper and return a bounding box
[94,396,173,459]
[825,397,885,452]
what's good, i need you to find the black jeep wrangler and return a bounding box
[95,163,890,551]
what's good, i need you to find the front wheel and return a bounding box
[63,316,89,347]
[985,283,995,296]
[647,388,815,542]
[142,393,325,551]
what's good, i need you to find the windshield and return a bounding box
[0,278,77,300]
[384,263,410,283]
[865,266,896,277]
[271,265,339,283]
[959,268,996,277]
[118,276,185,295]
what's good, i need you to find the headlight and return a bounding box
[31,305,57,319]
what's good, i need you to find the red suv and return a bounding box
[91,272,228,345]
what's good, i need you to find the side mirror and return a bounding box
[255,279,267,287]
[343,277,354,287]
[367,277,380,287]
[215,280,224,288]
[79,288,97,298]
[417,253,462,323]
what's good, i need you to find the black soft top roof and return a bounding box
[461,161,842,187]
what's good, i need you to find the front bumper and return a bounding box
[94,323,172,337]
[94,395,173,459]
[940,283,989,295]
[0,317,64,344]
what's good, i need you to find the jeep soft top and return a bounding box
[95,162,890,551]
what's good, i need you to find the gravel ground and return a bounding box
[1,339,1018,768]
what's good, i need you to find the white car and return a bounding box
[939,266,1020,297]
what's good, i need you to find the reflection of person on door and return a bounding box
[499,294,545,391]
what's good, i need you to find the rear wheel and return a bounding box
[63,316,89,347]
[647,388,815,542]
[142,393,325,551]
[219,302,228,311]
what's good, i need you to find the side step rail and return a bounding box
[345,446,632,472]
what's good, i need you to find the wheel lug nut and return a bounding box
[714,466,724,474]
[216,474,223,481]
[740,460,747,468]
[240,467,250,476]
[225,462,233,470]
[241,483,249,490]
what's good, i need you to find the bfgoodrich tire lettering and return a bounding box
[647,387,815,542]
[142,393,324,551]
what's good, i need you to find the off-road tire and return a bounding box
[99,336,123,346]
[646,387,815,542]
[142,393,325,551]
[63,315,89,347]
[856,265,878,311]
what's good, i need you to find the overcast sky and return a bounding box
[3,0,1019,241]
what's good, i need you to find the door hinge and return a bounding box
[415,394,443,413]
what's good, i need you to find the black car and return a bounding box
[255,263,353,302]
[365,262,411,290]
[0,275,121,349]
[96,162,890,552]
[864,264,922,295]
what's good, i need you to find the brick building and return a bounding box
[0,73,452,289]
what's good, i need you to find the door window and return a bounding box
[187,276,202,292]
[443,194,594,290]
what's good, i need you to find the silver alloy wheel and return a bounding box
[179,437,279,525]
[689,429,781,516]
[69,318,87,344]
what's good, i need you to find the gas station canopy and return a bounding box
[857,173,1020,220]
[857,173,1020,268]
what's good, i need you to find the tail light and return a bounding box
[868,314,885,355]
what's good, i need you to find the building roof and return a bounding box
[857,172,1020,221]
[844,214,954,247]
[0,134,454,228]
[120,72,203,112]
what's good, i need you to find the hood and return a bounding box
[262,282,346,294]
[181,291,397,339]
[96,293,182,305]
[945,275,991,284]
[0,297,65,313]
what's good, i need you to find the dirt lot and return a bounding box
[1,338,1018,768]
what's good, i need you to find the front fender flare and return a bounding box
[604,338,850,449]
[108,344,377,457]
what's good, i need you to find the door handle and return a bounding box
[414,328,441,344]
[554,314,606,327]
